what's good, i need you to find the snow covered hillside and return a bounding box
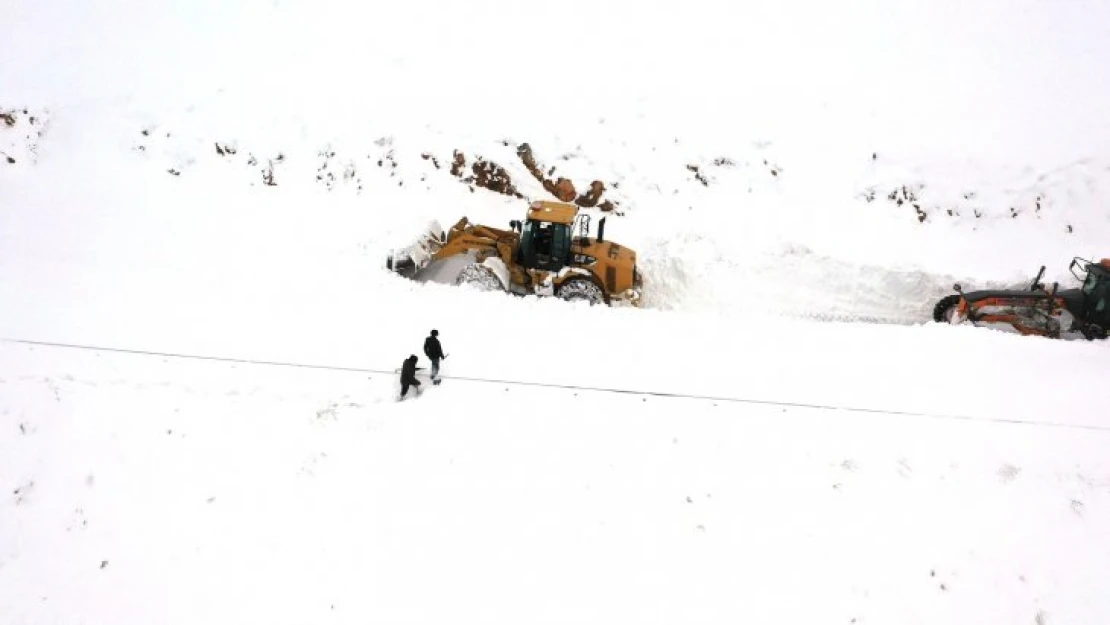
[3,0,1110,623]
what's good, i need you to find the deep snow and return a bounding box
[3,0,1110,623]
[4,339,1110,625]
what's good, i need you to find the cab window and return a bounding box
[1085,271,1109,316]
[523,220,570,271]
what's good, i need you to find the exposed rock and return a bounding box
[517,142,577,201]
[575,181,605,207]
[470,159,523,199]
[262,162,276,186]
[517,143,543,180]
[450,151,466,177]
[549,177,576,202]
[687,164,709,187]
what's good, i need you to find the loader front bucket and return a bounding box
[386,220,445,278]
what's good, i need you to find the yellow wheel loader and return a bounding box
[386,201,643,307]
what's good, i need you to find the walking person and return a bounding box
[423,329,446,385]
[399,354,423,400]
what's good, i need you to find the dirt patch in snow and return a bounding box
[0,106,48,165]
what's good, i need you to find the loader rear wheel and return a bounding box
[557,279,605,306]
[455,263,504,292]
[933,294,962,323]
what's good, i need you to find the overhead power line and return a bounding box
[4,337,1109,434]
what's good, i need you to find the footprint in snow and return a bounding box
[897,458,913,478]
[997,464,1021,483]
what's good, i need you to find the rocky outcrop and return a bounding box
[575,181,605,207]
[515,142,619,210]
[446,150,523,198]
[516,143,577,201]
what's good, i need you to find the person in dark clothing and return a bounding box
[423,329,446,385]
[399,354,423,399]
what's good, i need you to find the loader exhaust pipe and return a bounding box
[598,217,606,243]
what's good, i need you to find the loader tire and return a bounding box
[1081,324,1107,341]
[557,279,605,306]
[455,263,504,292]
[933,294,961,323]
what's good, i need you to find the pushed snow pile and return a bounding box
[636,235,960,323]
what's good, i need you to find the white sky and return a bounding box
[4,0,1108,163]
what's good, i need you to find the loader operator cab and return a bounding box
[1079,261,1110,324]
[519,219,571,271]
[516,202,575,272]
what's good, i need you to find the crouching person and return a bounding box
[399,354,423,400]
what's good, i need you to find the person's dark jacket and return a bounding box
[424,335,444,360]
[401,356,420,383]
